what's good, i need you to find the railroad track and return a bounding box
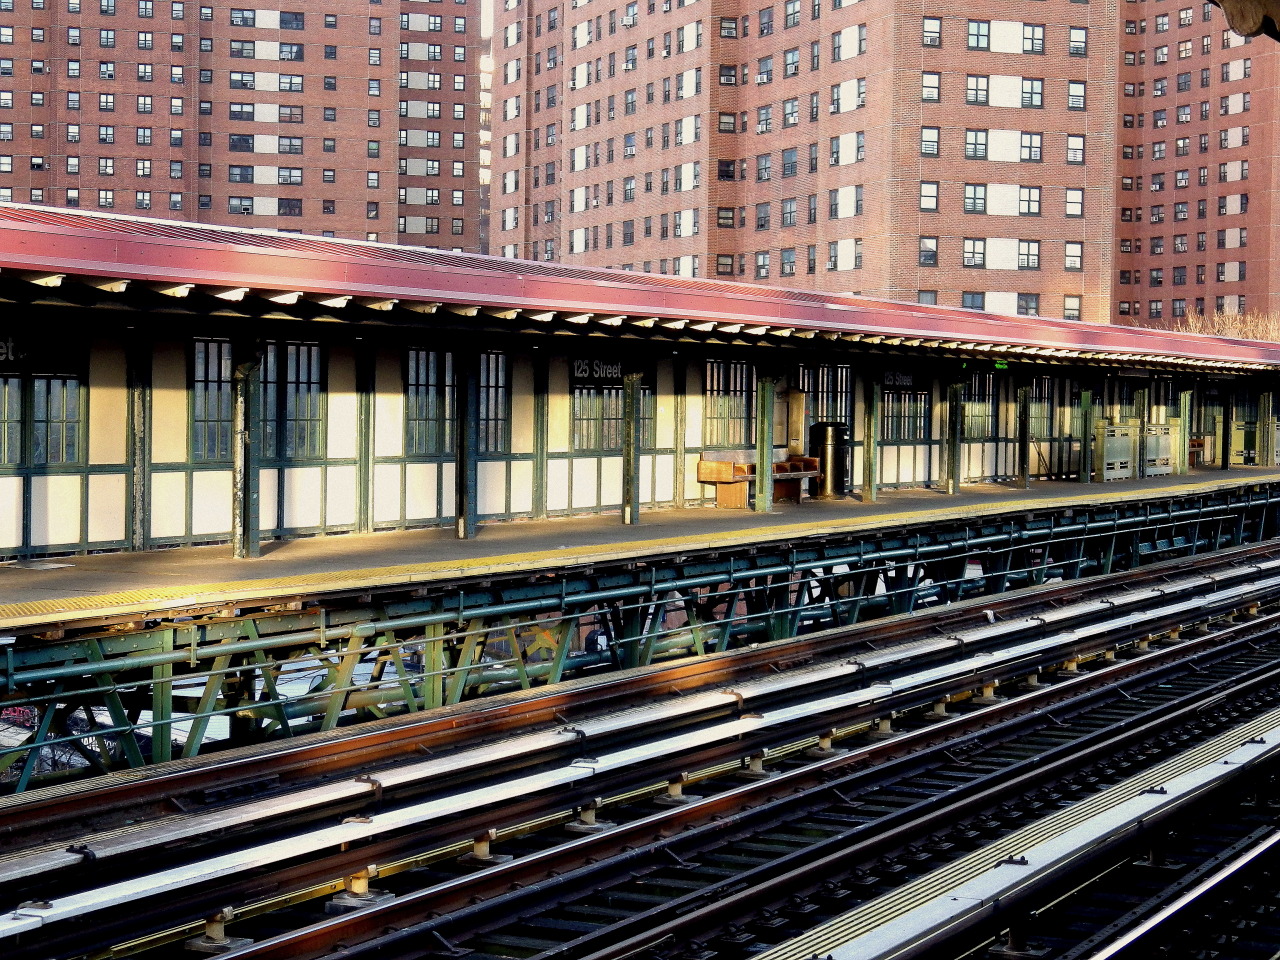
[7,546,1280,958]
[206,615,1280,960]
[9,542,1280,843]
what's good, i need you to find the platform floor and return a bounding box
[3,467,1279,629]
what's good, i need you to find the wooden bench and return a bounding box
[697,454,821,508]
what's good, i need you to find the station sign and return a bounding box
[0,333,81,375]
[883,371,914,388]
[571,358,626,387]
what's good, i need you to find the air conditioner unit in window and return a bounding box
[624,61,635,70]
[592,198,600,206]
[826,259,837,269]
[621,14,636,25]
[756,122,767,132]
[923,35,940,46]
[624,146,635,156]
[755,73,768,83]
[661,49,669,57]
[662,2,671,10]
[829,103,840,112]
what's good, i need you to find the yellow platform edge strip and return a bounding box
[2,472,1277,630]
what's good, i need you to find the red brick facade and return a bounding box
[493,0,1119,323]
[1114,2,1279,325]
[0,0,486,250]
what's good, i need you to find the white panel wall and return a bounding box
[0,477,21,549]
[989,75,1023,109]
[326,464,358,527]
[191,471,233,536]
[283,466,323,528]
[989,21,1023,54]
[150,472,187,539]
[987,183,1020,216]
[988,129,1021,162]
[87,474,126,544]
[478,461,508,514]
[986,291,1018,315]
[510,460,534,513]
[373,463,402,523]
[986,237,1019,270]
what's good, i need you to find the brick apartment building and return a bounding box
[491,0,1120,322]
[0,0,488,251]
[1115,1,1279,326]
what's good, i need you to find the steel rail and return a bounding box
[202,615,1280,960]
[8,541,1275,842]
[5,601,1274,957]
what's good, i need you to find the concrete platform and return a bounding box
[1,468,1277,630]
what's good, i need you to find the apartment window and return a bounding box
[964,183,986,213]
[962,292,985,310]
[921,72,940,102]
[229,8,252,25]
[230,39,254,58]
[1021,78,1043,108]
[918,236,938,266]
[922,16,940,46]
[280,43,303,61]
[966,75,988,105]
[280,11,303,29]
[1023,24,1044,53]
[1016,293,1039,316]
[963,238,985,267]
[967,19,989,49]
[919,181,938,211]
[1064,242,1083,270]
[1018,186,1041,215]
[920,126,939,156]
[1065,188,1084,217]
[1020,131,1042,161]
[1068,26,1087,56]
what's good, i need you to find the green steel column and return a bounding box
[1134,385,1150,478]
[945,381,964,496]
[1016,381,1032,490]
[355,340,375,534]
[1221,390,1234,470]
[1258,391,1274,467]
[862,379,881,503]
[753,376,776,512]
[622,371,643,524]
[455,351,481,539]
[533,353,549,520]
[231,339,263,560]
[1078,386,1095,483]
[126,333,151,552]
[1178,386,1194,474]
[673,359,687,507]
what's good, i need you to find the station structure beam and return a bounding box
[230,339,263,560]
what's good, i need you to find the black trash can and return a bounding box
[809,421,851,500]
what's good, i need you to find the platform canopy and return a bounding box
[3,202,1280,373]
